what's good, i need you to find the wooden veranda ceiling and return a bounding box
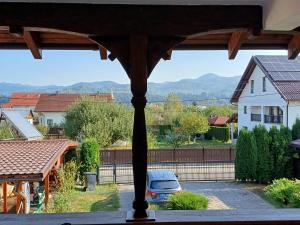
[0,27,299,60]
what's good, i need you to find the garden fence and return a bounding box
[98,148,235,184]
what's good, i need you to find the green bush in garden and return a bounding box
[253,125,272,183]
[235,129,257,181]
[265,178,300,207]
[80,138,100,174]
[46,161,78,213]
[292,118,300,140]
[206,126,230,142]
[166,191,208,210]
[279,126,294,178]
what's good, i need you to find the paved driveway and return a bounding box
[118,182,273,211]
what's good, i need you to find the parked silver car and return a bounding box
[146,170,182,202]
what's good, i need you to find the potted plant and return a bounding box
[80,138,100,191]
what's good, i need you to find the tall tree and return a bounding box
[64,96,133,147]
[292,118,300,140]
[179,112,209,142]
[163,93,183,126]
[253,125,272,183]
[235,129,257,181]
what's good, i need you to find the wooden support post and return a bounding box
[99,45,108,60]
[44,173,50,206]
[3,182,8,213]
[16,182,23,214]
[130,35,149,219]
[228,31,247,59]
[288,36,300,59]
[23,29,42,59]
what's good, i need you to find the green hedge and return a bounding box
[206,126,230,142]
[166,191,208,210]
[265,178,300,208]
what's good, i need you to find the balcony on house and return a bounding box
[250,106,261,122]
[263,106,283,124]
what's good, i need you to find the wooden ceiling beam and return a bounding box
[288,36,300,59]
[0,4,262,37]
[99,45,107,60]
[228,31,248,59]
[23,30,42,59]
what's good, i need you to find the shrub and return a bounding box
[46,161,78,213]
[35,124,49,136]
[59,160,78,192]
[166,191,208,210]
[253,125,272,183]
[206,126,230,142]
[235,129,257,181]
[147,131,157,149]
[80,138,100,174]
[265,178,300,207]
[269,126,294,179]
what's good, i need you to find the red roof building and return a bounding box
[1,92,42,109]
[35,93,115,113]
[208,116,230,126]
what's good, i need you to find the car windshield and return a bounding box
[150,180,179,189]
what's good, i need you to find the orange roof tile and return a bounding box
[1,92,42,108]
[0,139,77,182]
[35,93,114,112]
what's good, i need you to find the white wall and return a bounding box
[39,112,65,127]
[237,65,287,131]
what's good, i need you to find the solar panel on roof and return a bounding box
[1,110,43,141]
[269,71,300,81]
[256,55,300,72]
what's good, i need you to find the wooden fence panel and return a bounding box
[101,148,235,165]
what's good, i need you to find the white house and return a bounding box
[231,55,300,131]
[35,93,115,127]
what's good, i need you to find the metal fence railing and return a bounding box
[98,148,235,184]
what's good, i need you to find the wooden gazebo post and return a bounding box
[3,182,8,213]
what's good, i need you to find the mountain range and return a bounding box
[0,73,241,104]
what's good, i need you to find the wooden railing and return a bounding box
[2,209,300,225]
[264,115,283,124]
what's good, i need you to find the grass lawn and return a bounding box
[156,139,234,149]
[109,139,234,150]
[68,184,119,212]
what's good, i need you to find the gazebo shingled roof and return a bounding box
[0,139,77,182]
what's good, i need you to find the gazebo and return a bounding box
[0,0,299,223]
[0,139,77,214]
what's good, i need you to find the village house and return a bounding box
[1,92,41,123]
[35,93,115,127]
[231,55,300,131]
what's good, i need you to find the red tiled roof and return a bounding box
[0,139,77,182]
[35,93,114,112]
[208,116,230,126]
[1,92,42,108]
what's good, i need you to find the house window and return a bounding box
[250,80,254,93]
[263,77,266,92]
[47,119,53,127]
[244,106,247,114]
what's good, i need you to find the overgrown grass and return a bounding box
[156,139,234,149]
[68,184,120,212]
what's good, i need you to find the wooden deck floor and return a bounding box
[1,209,300,225]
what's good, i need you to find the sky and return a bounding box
[0,49,286,86]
